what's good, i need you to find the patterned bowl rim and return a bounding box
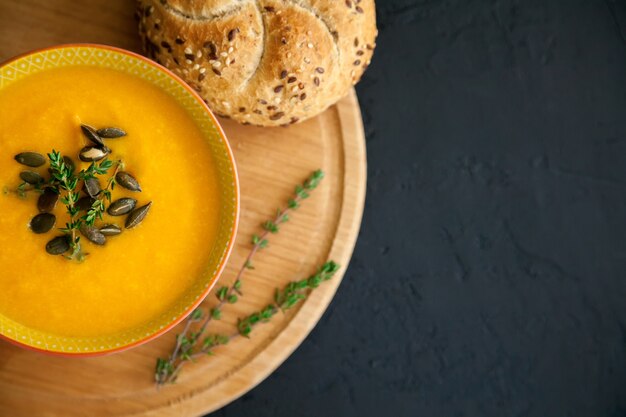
[0,43,240,357]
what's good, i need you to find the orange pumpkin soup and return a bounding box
[0,66,220,337]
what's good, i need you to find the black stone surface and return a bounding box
[211,1,626,416]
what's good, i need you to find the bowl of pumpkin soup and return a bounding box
[0,45,239,355]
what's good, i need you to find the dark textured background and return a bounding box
[212,1,626,416]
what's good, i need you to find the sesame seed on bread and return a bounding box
[136,0,377,126]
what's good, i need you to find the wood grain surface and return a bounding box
[0,0,367,415]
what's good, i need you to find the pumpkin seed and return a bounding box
[116,171,142,192]
[15,152,45,167]
[107,198,137,216]
[38,188,59,212]
[97,127,127,138]
[100,224,122,236]
[125,202,152,229]
[48,156,75,175]
[63,155,75,172]
[46,236,70,255]
[80,224,106,245]
[30,212,56,234]
[83,177,101,197]
[80,124,105,147]
[19,170,43,185]
[76,196,96,211]
[79,146,109,162]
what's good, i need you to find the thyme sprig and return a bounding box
[49,150,83,260]
[156,261,340,385]
[2,182,45,199]
[237,261,340,337]
[155,170,327,385]
[82,160,123,226]
[47,150,119,261]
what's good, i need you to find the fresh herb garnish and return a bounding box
[237,261,340,337]
[48,150,121,261]
[2,181,44,199]
[82,159,123,226]
[156,260,339,385]
[155,170,331,386]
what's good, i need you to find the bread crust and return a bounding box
[137,0,377,126]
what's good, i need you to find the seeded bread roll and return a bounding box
[136,0,377,126]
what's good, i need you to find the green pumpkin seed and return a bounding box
[116,171,142,192]
[80,124,105,147]
[83,177,101,197]
[46,236,70,255]
[15,152,45,167]
[19,170,43,185]
[125,202,152,229]
[79,146,109,162]
[80,224,106,245]
[107,198,137,216]
[97,127,127,138]
[38,188,59,212]
[30,212,56,234]
[100,224,122,236]
[76,196,96,211]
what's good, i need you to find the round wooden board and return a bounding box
[0,1,367,415]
